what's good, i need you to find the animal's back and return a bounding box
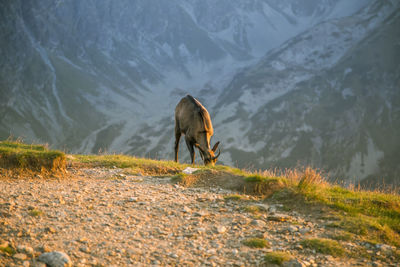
[175,95,213,134]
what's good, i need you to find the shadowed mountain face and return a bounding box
[212,1,400,186]
[1,0,398,186]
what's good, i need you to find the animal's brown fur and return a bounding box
[174,95,220,165]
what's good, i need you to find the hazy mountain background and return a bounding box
[1,0,399,186]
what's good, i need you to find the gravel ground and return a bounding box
[0,167,397,266]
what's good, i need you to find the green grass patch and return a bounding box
[208,164,247,176]
[224,194,243,201]
[328,213,400,246]
[243,205,260,213]
[296,178,400,246]
[0,141,66,172]
[244,174,269,182]
[0,141,47,151]
[297,167,326,192]
[73,154,185,176]
[244,175,288,196]
[244,174,286,183]
[28,208,43,217]
[243,238,270,248]
[275,167,400,247]
[171,172,201,187]
[301,238,345,256]
[0,245,16,256]
[330,231,354,242]
[264,251,293,265]
[171,173,188,183]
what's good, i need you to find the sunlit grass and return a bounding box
[243,238,270,248]
[73,154,187,176]
[0,245,16,256]
[28,208,43,217]
[301,238,345,256]
[243,205,260,213]
[329,231,354,242]
[292,168,400,246]
[224,194,244,201]
[264,251,293,265]
[0,141,66,171]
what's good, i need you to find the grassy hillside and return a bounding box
[1,141,399,251]
[72,154,400,249]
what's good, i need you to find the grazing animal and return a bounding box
[174,95,220,166]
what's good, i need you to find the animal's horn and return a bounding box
[213,149,221,160]
[195,143,204,153]
[211,141,220,152]
[199,151,204,161]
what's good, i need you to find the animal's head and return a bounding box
[196,141,221,166]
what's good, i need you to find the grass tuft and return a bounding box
[171,173,187,181]
[243,205,260,213]
[224,194,243,201]
[244,175,287,196]
[28,208,43,217]
[301,238,345,256]
[243,238,270,248]
[264,251,293,265]
[244,174,268,183]
[0,245,16,256]
[329,231,354,242]
[297,167,326,192]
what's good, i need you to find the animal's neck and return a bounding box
[198,135,210,151]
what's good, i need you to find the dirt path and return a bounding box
[0,167,395,266]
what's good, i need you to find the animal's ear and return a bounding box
[211,141,220,152]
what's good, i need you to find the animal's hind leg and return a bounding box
[174,130,181,162]
[185,137,195,164]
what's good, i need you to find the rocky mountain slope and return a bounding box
[1,0,398,185]
[212,0,400,185]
